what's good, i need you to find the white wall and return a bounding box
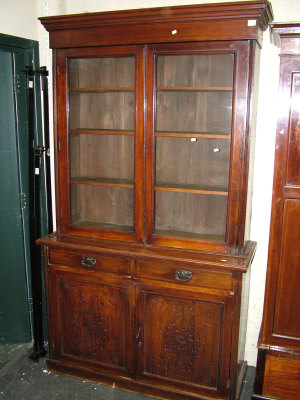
[1,0,300,367]
[0,0,39,40]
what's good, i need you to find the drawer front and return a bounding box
[263,355,300,400]
[49,248,130,275]
[136,259,233,290]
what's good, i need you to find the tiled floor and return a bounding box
[0,344,256,399]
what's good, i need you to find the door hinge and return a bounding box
[13,74,22,94]
[27,297,33,313]
[227,379,230,389]
[20,193,27,209]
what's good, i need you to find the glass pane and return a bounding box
[154,53,234,240]
[156,54,233,88]
[69,57,135,88]
[69,91,134,131]
[70,184,133,230]
[155,192,227,239]
[156,137,230,189]
[70,134,134,181]
[68,56,135,231]
[156,91,232,134]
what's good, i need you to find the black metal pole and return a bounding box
[39,66,53,233]
[24,66,47,361]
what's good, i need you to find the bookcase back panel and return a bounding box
[155,137,230,188]
[70,134,134,180]
[156,91,232,134]
[156,54,234,87]
[69,57,135,88]
[69,92,135,131]
[70,184,134,230]
[154,191,227,238]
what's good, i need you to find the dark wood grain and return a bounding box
[253,23,300,400]
[48,267,129,372]
[38,3,273,399]
[49,248,130,275]
[135,285,235,397]
[39,1,273,48]
[263,355,300,400]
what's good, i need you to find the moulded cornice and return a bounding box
[39,1,273,32]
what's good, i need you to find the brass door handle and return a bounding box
[175,269,192,282]
[81,256,97,267]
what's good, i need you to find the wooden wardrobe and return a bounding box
[252,23,300,400]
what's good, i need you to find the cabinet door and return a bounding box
[56,46,144,242]
[145,41,252,252]
[135,285,234,397]
[47,267,133,376]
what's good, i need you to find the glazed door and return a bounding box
[135,284,234,398]
[56,46,144,242]
[145,41,252,252]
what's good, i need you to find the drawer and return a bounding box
[136,259,233,291]
[263,355,300,400]
[49,248,130,275]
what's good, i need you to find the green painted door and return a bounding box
[0,49,32,343]
[0,34,47,349]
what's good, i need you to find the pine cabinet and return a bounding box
[38,2,273,399]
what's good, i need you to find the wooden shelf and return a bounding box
[71,177,134,188]
[155,131,231,139]
[154,229,224,242]
[70,129,134,136]
[72,220,134,231]
[156,86,232,92]
[155,182,228,196]
[69,87,135,93]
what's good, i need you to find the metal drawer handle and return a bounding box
[175,270,192,282]
[81,256,97,267]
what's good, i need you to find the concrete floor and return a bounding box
[0,344,256,400]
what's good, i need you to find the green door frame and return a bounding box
[0,33,48,342]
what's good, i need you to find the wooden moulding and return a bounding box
[39,1,273,49]
[37,233,257,273]
[271,23,300,53]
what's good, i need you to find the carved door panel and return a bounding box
[48,268,132,375]
[136,285,234,397]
